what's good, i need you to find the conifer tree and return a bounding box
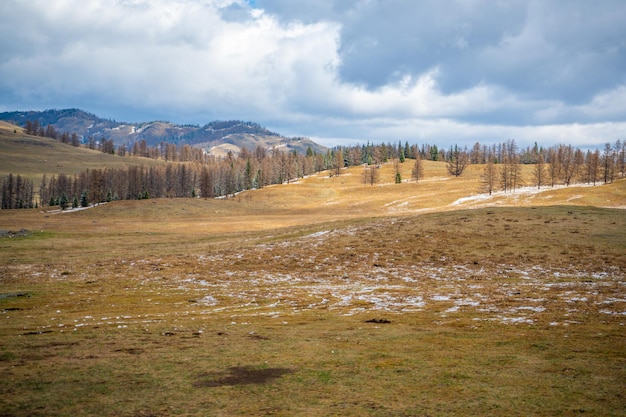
[59,193,68,210]
[81,192,89,207]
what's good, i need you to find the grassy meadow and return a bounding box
[1,127,626,416]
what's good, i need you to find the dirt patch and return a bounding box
[365,318,391,324]
[195,366,293,387]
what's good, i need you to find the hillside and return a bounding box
[2,116,624,216]
[0,122,168,184]
[0,109,327,156]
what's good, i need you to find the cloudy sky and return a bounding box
[1,0,625,148]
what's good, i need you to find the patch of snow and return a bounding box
[451,194,492,206]
[599,310,626,315]
[197,295,218,306]
[500,316,535,324]
[305,231,330,238]
[515,306,546,313]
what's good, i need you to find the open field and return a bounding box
[1,155,626,415]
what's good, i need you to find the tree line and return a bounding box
[2,122,625,209]
[476,140,625,195]
[3,146,334,209]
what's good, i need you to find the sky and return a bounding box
[1,0,625,149]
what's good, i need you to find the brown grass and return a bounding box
[1,154,625,416]
[0,125,167,184]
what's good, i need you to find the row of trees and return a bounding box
[1,174,35,209]
[23,120,82,147]
[2,124,625,209]
[357,139,624,191]
[3,139,625,209]
[13,147,336,209]
[20,118,626,173]
[478,141,624,194]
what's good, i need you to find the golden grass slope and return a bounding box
[0,122,167,184]
[236,161,626,222]
[2,119,624,214]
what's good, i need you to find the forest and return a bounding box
[1,121,625,210]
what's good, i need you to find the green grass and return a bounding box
[1,203,625,416]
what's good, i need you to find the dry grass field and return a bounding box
[0,123,167,184]
[1,135,625,416]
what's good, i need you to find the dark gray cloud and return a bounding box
[258,0,626,105]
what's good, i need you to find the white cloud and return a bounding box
[0,0,624,149]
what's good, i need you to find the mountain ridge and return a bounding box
[0,109,326,156]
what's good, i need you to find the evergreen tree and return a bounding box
[81,192,89,207]
[404,141,412,159]
[59,193,69,210]
[430,145,439,161]
[393,158,402,183]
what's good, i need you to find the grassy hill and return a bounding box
[1,122,625,416]
[0,122,168,184]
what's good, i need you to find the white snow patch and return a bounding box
[451,194,492,206]
[197,295,218,306]
[305,231,330,238]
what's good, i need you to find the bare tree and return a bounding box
[361,166,379,186]
[333,149,344,176]
[470,142,483,164]
[585,150,601,185]
[446,145,469,177]
[479,157,498,195]
[533,152,547,189]
[411,154,424,182]
[501,140,522,192]
[547,148,561,187]
[559,145,577,186]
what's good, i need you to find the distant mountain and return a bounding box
[0,109,326,156]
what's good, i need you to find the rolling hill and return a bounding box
[2,117,625,214]
[0,121,168,183]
